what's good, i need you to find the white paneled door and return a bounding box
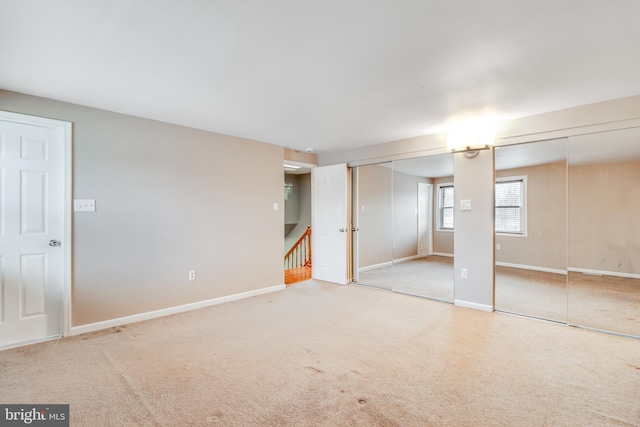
[312,163,349,284]
[0,112,69,349]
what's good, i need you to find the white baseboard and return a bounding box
[358,255,422,273]
[432,252,453,258]
[394,255,420,264]
[454,299,494,312]
[496,262,566,275]
[568,267,640,280]
[358,261,392,272]
[69,284,286,336]
[1,334,61,351]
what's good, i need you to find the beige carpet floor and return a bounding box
[1,280,640,426]
[495,267,640,337]
[567,271,640,337]
[357,255,453,302]
[361,260,640,338]
[495,266,568,323]
[357,264,395,290]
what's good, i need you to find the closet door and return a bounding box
[353,163,393,289]
[391,154,454,302]
[567,128,640,337]
[494,139,568,322]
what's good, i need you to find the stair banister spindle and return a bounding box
[284,226,312,269]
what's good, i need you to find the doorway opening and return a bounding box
[284,160,315,285]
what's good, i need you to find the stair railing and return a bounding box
[284,226,312,269]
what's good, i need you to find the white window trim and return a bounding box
[436,182,454,232]
[495,175,527,237]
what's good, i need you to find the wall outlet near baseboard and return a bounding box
[461,268,468,279]
[188,270,196,281]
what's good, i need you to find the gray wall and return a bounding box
[356,164,393,268]
[356,164,431,267]
[496,161,567,271]
[569,159,640,274]
[0,90,284,326]
[453,151,495,309]
[393,169,430,260]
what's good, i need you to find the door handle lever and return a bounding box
[49,240,61,247]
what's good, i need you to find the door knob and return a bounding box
[339,228,346,232]
[49,240,61,247]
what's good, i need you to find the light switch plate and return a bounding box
[74,199,96,212]
[460,199,472,211]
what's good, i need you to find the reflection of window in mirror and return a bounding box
[437,183,454,230]
[284,182,294,200]
[495,176,527,236]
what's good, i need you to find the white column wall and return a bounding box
[452,150,495,311]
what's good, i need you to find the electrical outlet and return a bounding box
[461,268,468,279]
[188,270,196,281]
[496,244,501,250]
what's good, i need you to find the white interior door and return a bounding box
[312,163,348,284]
[418,182,432,257]
[0,112,68,349]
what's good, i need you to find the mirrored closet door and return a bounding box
[567,127,640,338]
[391,154,454,302]
[354,162,393,289]
[353,154,454,303]
[494,139,568,322]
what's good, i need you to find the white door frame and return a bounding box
[418,182,433,257]
[0,110,73,339]
[351,167,360,282]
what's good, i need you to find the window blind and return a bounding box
[440,185,454,229]
[495,180,524,233]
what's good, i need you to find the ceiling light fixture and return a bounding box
[284,164,301,169]
[446,117,497,158]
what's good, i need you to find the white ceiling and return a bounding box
[2,1,640,153]
[388,154,454,178]
[495,138,567,170]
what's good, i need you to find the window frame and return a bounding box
[495,175,527,237]
[436,183,454,232]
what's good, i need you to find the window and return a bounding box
[437,184,454,230]
[284,182,293,200]
[495,177,526,235]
